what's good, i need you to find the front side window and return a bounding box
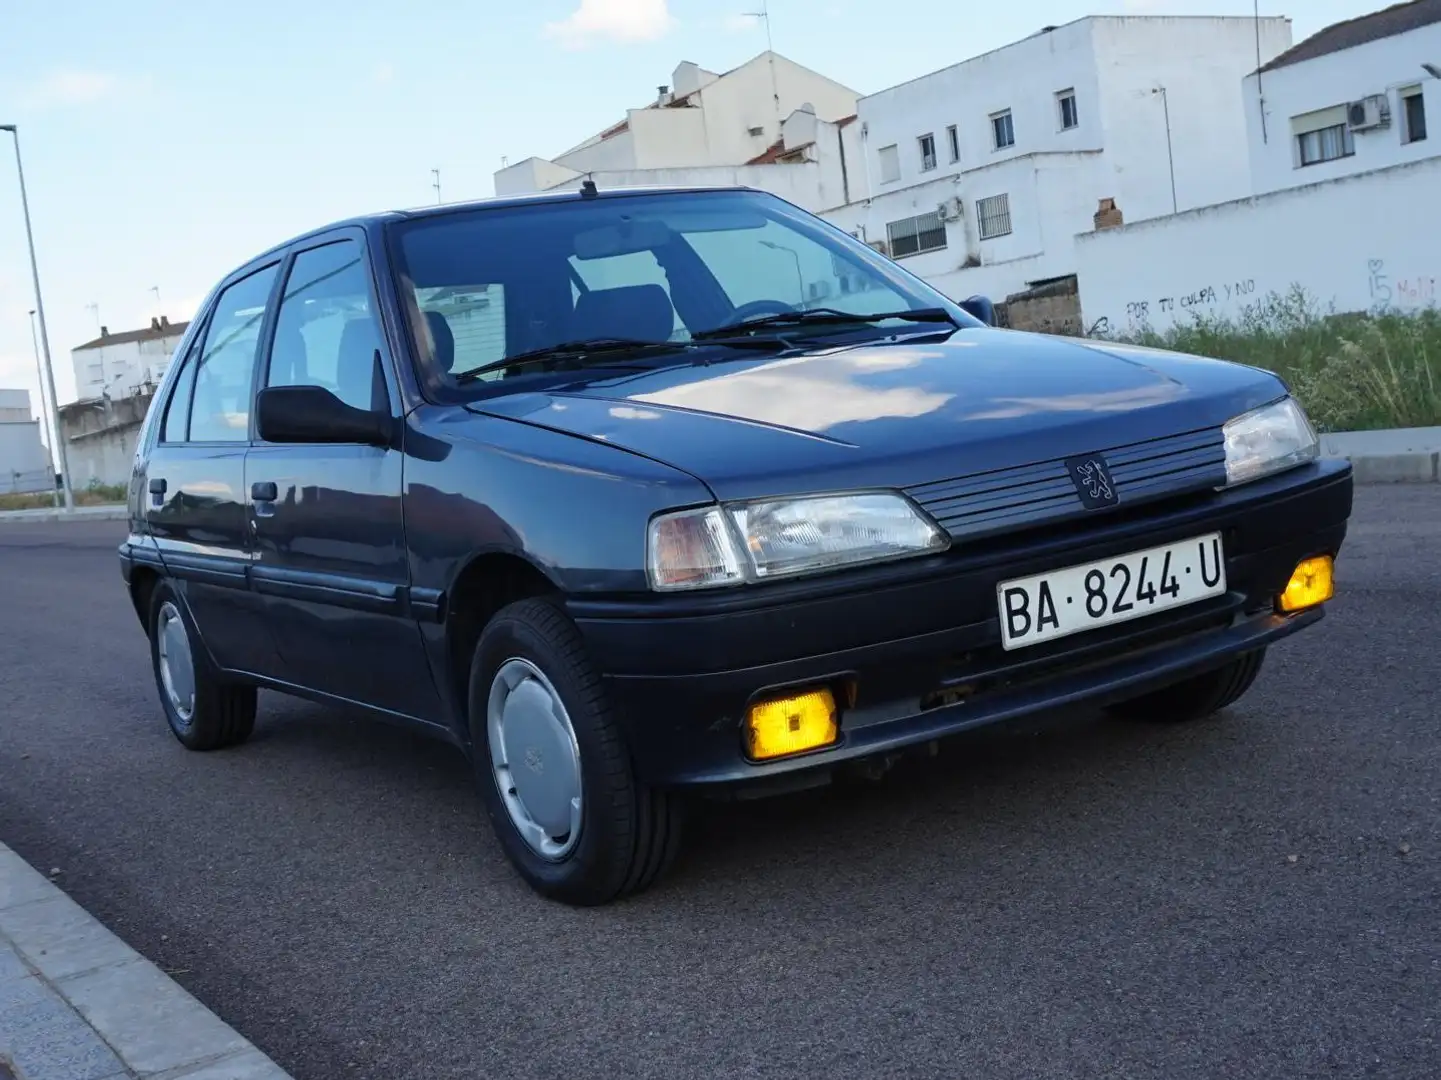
[266,240,387,413]
[187,264,278,442]
[389,189,978,391]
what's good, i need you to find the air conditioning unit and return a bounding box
[1347,95,1391,131]
[866,239,890,256]
[936,197,962,221]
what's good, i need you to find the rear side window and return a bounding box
[160,338,201,443]
[187,264,279,442]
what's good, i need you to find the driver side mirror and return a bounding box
[958,295,997,326]
[256,385,394,447]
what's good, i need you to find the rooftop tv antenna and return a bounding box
[432,168,442,204]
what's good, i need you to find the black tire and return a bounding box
[148,581,256,751]
[1108,649,1266,723]
[468,598,683,905]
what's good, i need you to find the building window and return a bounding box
[878,144,900,183]
[1402,87,1427,144]
[976,194,1012,240]
[918,133,937,171]
[1058,90,1079,130]
[885,211,947,258]
[991,110,1015,150]
[1296,123,1353,166]
[946,124,960,162]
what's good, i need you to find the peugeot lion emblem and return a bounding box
[1066,454,1120,510]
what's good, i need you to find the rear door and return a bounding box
[245,232,442,720]
[142,262,285,678]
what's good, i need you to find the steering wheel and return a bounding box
[716,298,797,331]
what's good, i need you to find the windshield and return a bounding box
[388,189,979,394]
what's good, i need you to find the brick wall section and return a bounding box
[1000,275,1083,337]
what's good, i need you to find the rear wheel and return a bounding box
[148,581,256,751]
[468,598,682,905]
[1108,649,1266,723]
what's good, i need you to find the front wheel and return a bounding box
[1108,649,1266,723]
[468,598,683,905]
[148,581,256,750]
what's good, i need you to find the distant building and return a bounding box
[826,15,1294,306]
[1244,0,1439,195]
[57,390,155,490]
[69,315,188,403]
[0,388,53,495]
[493,52,863,212]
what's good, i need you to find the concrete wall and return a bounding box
[0,420,50,492]
[1075,156,1441,335]
[58,391,154,489]
[1244,23,1441,196]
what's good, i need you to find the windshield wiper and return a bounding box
[692,306,960,340]
[454,335,780,382]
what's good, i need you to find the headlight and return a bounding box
[647,492,947,591]
[1222,396,1319,487]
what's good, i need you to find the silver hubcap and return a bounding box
[487,658,583,861]
[156,601,196,723]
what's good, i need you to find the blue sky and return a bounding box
[0,0,1387,417]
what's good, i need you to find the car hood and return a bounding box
[467,329,1284,502]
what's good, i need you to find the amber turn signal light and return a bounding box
[1279,555,1335,612]
[744,687,839,761]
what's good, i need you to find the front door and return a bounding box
[246,234,442,721]
[143,262,285,678]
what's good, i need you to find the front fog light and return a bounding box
[745,687,839,760]
[1279,555,1334,612]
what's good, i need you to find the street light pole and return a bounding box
[2,124,73,510]
[28,309,59,507]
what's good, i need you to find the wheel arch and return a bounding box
[442,550,562,734]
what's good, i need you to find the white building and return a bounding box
[0,388,53,495]
[826,15,1295,305]
[493,52,863,212]
[1244,0,1439,196]
[69,315,188,404]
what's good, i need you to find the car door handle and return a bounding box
[251,481,278,502]
[149,478,167,495]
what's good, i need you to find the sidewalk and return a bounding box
[0,844,292,1080]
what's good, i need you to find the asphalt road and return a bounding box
[2,488,1438,1080]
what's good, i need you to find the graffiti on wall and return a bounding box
[1368,259,1437,308]
[1123,278,1258,326]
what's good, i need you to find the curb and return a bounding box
[0,843,293,1080]
[1337,451,1440,484]
[0,506,128,523]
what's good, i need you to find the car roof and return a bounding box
[245,184,762,267]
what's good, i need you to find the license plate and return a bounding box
[997,532,1226,651]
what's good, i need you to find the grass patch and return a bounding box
[1103,287,1441,432]
[0,481,127,512]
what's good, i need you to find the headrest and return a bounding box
[572,284,675,343]
[424,310,455,372]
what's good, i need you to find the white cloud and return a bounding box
[722,12,760,33]
[373,62,395,85]
[544,0,675,49]
[23,70,121,108]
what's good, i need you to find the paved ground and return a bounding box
[1,489,1438,1080]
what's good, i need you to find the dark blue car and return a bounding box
[119,185,1351,904]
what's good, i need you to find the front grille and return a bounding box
[906,427,1226,542]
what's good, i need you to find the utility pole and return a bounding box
[28,309,59,507]
[2,124,74,510]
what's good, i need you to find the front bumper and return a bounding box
[570,459,1353,789]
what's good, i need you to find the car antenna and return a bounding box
[580,176,599,198]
